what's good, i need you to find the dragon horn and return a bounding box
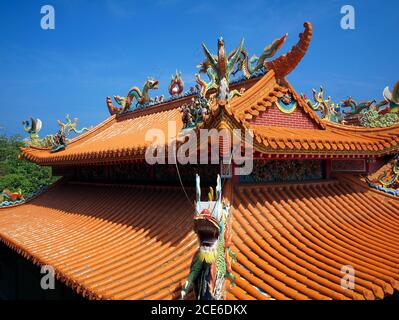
[196,174,201,202]
[216,174,222,201]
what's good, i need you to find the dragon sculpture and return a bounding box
[366,155,399,196]
[0,189,24,203]
[169,70,184,96]
[302,86,344,123]
[233,33,287,78]
[23,115,87,151]
[378,159,399,189]
[340,97,379,115]
[197,37,245,105]
[340,80,399,117]
[57,114,89,136]
[107,78,159,115]
[181,175,236,300]
[358,80,399,127]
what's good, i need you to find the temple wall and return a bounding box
[250,105,319,129]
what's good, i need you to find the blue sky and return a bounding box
[0,0,398,137]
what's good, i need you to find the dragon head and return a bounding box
[144,78,159,91]
[194,174,229,264]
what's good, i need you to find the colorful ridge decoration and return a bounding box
[179,93,210,129]
[367,155,399,196]
[23,115,88,152]
[107,78,159,115]
[169,70,185,97]
[197,37,245,105]
[303,80,399,127]
[302,86,343,123]
[0,189,24,204]
[275,93,297,114]
[181,175,235,300]
[0,186,48,207]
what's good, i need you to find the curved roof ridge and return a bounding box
[265,22,313,79]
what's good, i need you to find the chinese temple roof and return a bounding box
[20,69,399,165]
[1,175,398,300]
[18,21,399,165]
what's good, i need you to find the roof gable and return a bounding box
[228,70,324,130]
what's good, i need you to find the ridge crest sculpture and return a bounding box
[197,37,245,105]
[169,70,184,96]
[106,78,159,115]
[367,155,399,196]
[23,115,89,152]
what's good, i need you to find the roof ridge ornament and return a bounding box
[302,86,344,123]
[107,78,159,115]
[168,70,184,97]
[197,37,245,106]
[181,174,236,300]
[302,80,399,127]
[233,33,287,78]
[22,115,89,152]
[265,22,313,78]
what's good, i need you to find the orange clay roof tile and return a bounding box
[228,176,399,300]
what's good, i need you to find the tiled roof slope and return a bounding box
[1,176,399,300]
[230,175,399,300]
[0,182,196,300]
[21,108,183,165]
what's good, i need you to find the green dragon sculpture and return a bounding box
[234,34,287,78]
[340,97,379,115]
[359,80,399,127]
[181,175,236,300]
[23,115,88,150]
[107,78,159,115]
[379,158,399,188]
[302,86,344,123]
[197,38,244,105]
[366,156,399,196]
[57,114,89,136]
